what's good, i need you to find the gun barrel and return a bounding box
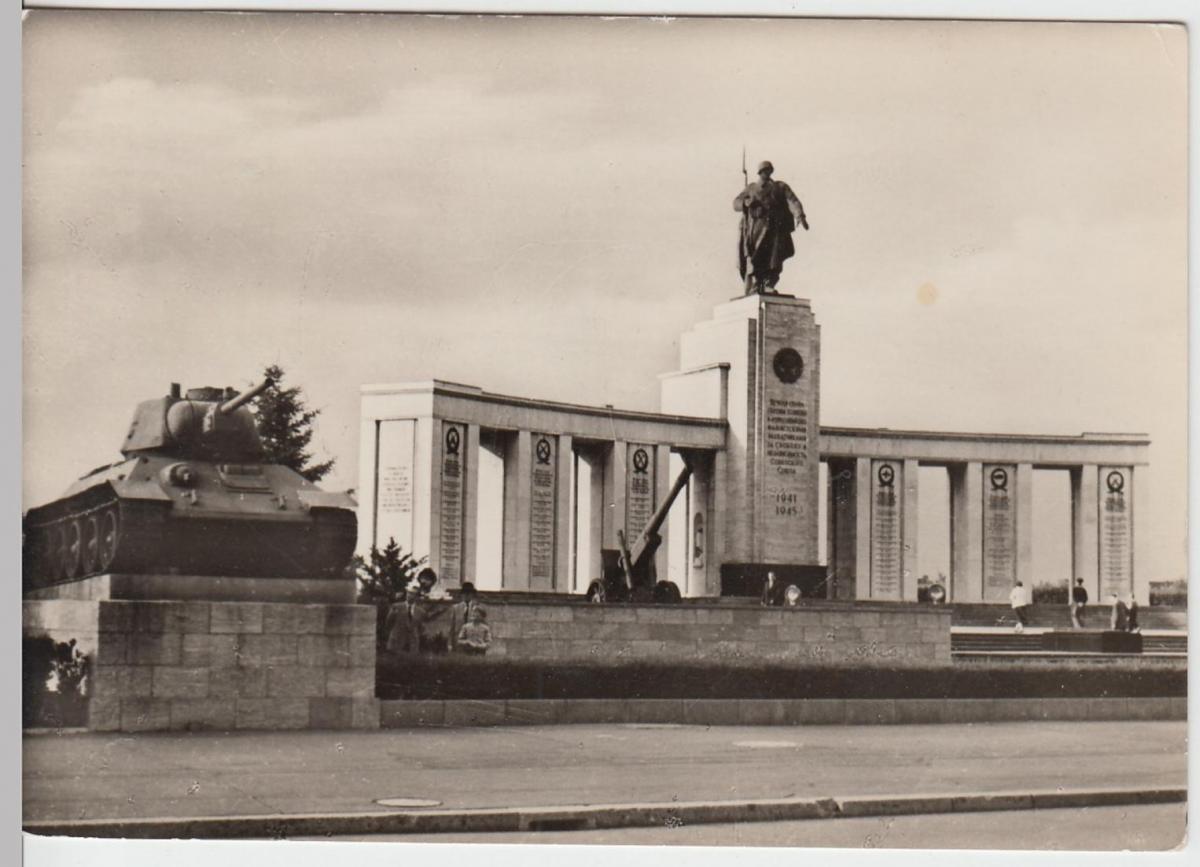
[627,457,693,568]
[218,377,273,415]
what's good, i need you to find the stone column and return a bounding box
[653,445,673,585]
[527,433,559,592]
[1015,463,1034,590]
[854,456,872,601]
[607,441,629,549]
[585,446,607,588]
[1132,465,1149,604]
[901,459,920,601]
[949,461,983,602]
[706,449,727,596]
[980,463,1017,602]
[1071,465,1100,599]
[501,430,532,589]
[1098,465,1134,599]
[431,421,468,588]
[462,424,481,586]
[825,458,859,600]
[553,435,574,591]
[687,450,714,598]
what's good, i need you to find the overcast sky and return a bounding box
[22,12,1187,582]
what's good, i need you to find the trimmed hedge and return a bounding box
[377,654,1186,702]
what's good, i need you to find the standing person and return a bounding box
[734,160,809,294]
[384,587,414,655]
[448,581,479,652]
[1009,581,1031,631]
[1126,595,1140,633]
[411,568,452,654]
[1109,593,1129,632]
[761,571,778,607]
[1070,577,1089,629]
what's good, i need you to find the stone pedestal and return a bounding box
[23,594,379,732]
[662,294,821,573]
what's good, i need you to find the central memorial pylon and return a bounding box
[662,293,822,595]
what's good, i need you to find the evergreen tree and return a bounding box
[251,364,335,483]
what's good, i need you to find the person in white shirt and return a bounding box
[1009,582,1031,631]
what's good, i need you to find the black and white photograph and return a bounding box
[17,2,1191,859]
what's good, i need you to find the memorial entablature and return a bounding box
[359,294,1150,605]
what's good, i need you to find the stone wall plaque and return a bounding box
[757,299,820,563]
[982,463,1017,602]
[438,422,466,583]
[869,460,902,600]
[529,434,558,583]
[375,419,415,552]
[625,443,656,540]
[1098,466,1133,598]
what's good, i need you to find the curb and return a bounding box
[23,786,1186,840]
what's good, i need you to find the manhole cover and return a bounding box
[623,723,684,730]
[733,740,798,749]
[374,797,443,808]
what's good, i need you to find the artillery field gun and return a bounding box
[22,377,357,592]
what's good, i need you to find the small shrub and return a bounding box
[1032,581,1069,604]
[351,538,426,647]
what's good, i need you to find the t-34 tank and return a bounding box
[22,377,357,591]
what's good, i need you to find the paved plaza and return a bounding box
[24,719,1186,830]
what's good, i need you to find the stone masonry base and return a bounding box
[24,599,379,732]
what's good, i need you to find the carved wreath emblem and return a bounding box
[1106,470,1125,494]
[989,467,1009,491]
[535,437,552,465]
[444,425,460,456]
[877,463,895,487]
[772,347,805,384]
[632,447,650,474]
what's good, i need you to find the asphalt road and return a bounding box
[301,803,1189,850]
[23,720,1186,824]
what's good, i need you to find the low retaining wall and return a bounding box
[380,696,1187,729]
[440,600,952,666]
[24,599,379,732]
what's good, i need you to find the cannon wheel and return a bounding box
[653,581,682,604]
[586,580,607,603]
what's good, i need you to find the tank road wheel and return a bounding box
[97,509,119,573]
[51,523,70,580]
[80,514,100,576]
[62,519,83,579]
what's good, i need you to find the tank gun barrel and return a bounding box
[218,377,273,415]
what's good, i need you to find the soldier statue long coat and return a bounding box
[734,166,808,293]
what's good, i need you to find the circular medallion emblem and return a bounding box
[535,437,552,465]
[772,348,805,384]
[1106,470,1125,494]
[877,463,895,487]
[444,426,460,456]
[989,467,1009,491]
[632,447,650,474]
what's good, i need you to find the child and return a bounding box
[456,605,491,656]
[449,582,478,652]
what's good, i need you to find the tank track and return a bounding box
[22,488,356,592]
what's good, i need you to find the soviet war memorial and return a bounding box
[19,10,1187,858]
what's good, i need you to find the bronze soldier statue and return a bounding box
[734,160,809,295]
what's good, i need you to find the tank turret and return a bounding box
[121,377,273,462]
[23,376,357,591]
